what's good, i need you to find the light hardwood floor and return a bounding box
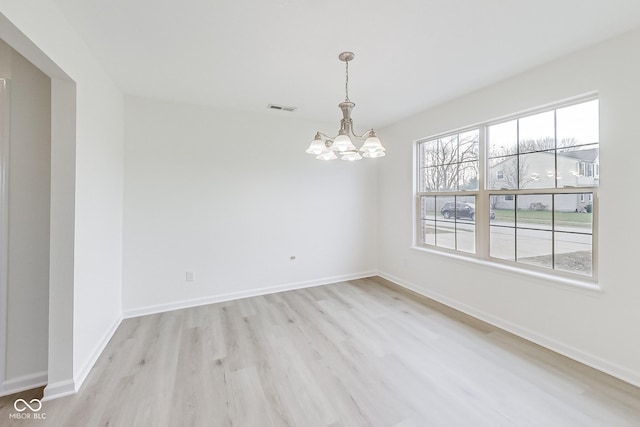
[2,277,639,426]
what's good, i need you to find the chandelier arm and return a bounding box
[349,128,375,140]
[317,132,337,140]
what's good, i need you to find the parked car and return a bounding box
[440,202,495,220]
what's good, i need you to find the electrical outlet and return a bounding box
[186,271,195,282]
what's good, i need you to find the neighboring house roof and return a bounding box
[557,147,599,162]
[490,147,598,168]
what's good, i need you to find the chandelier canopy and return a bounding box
[306,52,386,161]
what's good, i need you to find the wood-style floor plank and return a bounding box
[1,277,639,426]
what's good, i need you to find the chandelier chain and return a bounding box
[345,60,350,102]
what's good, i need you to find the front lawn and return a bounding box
[493,209,592,227]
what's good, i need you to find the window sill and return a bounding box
[410,245,601,294]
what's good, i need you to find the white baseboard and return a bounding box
[42,379,75,402]
[377,272,640,389]
[73,314,123,393]
[0,371,47,397]
[124,271,377,319]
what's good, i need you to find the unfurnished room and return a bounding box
[0,0,640,426]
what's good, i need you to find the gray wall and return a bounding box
[0,38,50,387]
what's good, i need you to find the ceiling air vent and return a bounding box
[268,104,297,112]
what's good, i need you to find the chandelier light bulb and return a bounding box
[341,152,363,161]
[316,150,337,160]
[332,134,356,152]
[362,150,385,158]
[360,134,385,154]
[306,134,326,155]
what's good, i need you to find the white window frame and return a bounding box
[415,128,481,255]
[414,94,599,285]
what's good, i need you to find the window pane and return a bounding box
[519,151,556,189]
[456,195,476,253]
[437,135,458,166]
[419,129,480,194]
[519,111,555,153]
[419,167,429,192]
[440,164,459,191]
[459,130,479,163]
[420,195,436,220]
[420,140,439,167]
[421,167,439,192]
[456,195,476,223]
[517,229,552,269]
[459,161,479,190]
[435,221,456,250]
[517,194,552,230]
[488,120,517,157]
[556,99,599,147]
[488,156,518,190]
[554,193,593,276]
[422,165,458,191]
[491,226,515,261]
[554,232,592,276]
[554,193,593,233]
[457,221,475,253]
[437,196,456,221]
[421,196,436,246]
[557,144,599,188]
[490,195,515,260]
[422,220,436,246]
[490,194,515,214]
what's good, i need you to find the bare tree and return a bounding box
[421,133,478,191]
[518,137,555,153]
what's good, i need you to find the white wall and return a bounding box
[0,0,124,398]
[0,39,50,390]
[123,97,377,315]
[378,28,640,386]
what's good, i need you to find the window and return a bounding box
[417,130,479,253]
[416,97,598,279]
[579,162,594,177]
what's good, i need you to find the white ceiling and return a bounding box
[53,0,640,129]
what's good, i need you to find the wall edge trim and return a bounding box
[0,371,47,397]
[42,379,74,402]
[72,314,123,395]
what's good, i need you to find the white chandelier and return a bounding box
[306,52,386,161]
